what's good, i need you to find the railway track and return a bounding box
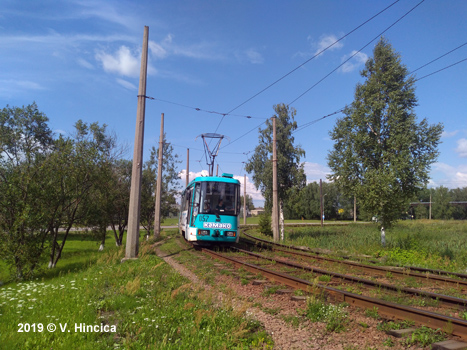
[192,235,467,341]
[242,232,467,293]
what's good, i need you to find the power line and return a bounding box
[217,0,401,120]
[293,108,346,134]
[288,0,425,106]
[410,41,467,74]
[415,57,467,82]
[292,44,467,134]
[143,96,266,120]
[220,120,268,150]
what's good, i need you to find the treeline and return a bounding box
[282,182,467,221]
[0,103,180,280]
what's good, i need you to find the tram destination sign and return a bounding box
[202,222,232,229]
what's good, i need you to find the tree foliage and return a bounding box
[140,136,181,235]
[0,103,54,279]
[245,103,306,212]
[327,38,443,229]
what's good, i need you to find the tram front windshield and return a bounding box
[198,182,239,216]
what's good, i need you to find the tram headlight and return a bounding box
[225,231,236,237]
[198,230,210,236]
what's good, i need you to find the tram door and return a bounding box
[186,188,193,228]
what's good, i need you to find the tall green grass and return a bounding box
[250,221,467,272]
[0,232,272,349]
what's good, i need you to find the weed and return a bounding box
[294,289,305,296]
[262,307,281,315]
[382,337,394,347]
[365,306,380,319]
[240,278,249,285]
[318,274,332,282]
[305,295,348,332]
[281,314,301,328]
[377,320,415,332]
[262,285,280,296]
[402,326,446,347]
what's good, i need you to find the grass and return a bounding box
[248,220,467,273]
[305,295,349,333]
[0,230,273,349]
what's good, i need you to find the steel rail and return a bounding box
[202,247,467,340]
[232,247,467,310]
[243,232,467,289]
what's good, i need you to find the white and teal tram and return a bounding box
[179,173,241,244]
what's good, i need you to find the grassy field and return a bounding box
[248,220,467,273]
[0,231,272,349]
[2,220,466,349]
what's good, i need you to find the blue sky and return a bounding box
[2,0,466,206]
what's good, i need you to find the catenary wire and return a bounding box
[288,0,425,106]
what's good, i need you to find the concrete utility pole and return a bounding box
[320,179,324,227]
[243,174,247,225]
[125,26,149,260]
[154,113,164,239]
[186,148,189,187]
[272,117,279,242]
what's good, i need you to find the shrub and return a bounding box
[258,213,273,237]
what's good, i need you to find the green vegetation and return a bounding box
[250,220,467,272]
[328,37,443,230]
[305,295,348,333]
[0,231,273,349]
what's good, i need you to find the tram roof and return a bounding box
[188,174,240,186]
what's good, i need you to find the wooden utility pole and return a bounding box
[125,26,149,260]
[272,117,279,242]
[320,179,324,227]
[154,113,164,239]
[186,148,189,186]
[243,174,247,225]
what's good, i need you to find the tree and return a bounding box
[432,186,453,220]
[140,136,181,235]
[47,120,119,267]
[107,159,132,246]
[451,187,467,220]
[0,103,54,279]
[327,38,443,239]
[240,194,255,210]
[245,103,306,213]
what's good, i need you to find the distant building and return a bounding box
[250,208,264,216]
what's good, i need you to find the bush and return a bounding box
[258,213,273,237]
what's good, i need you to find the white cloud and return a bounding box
[233,174,264,201]
[244,48,264,64]
[431,162,467,188]
[442,130,459,138]
[303,162,331,184]
[77,58,94,69]
[0,80,46,97]
[54,129,67,136]
[340,51,368,73]
[95,46,140,77]
[455,138,467,158]
[116,78,137,90]
[313,34,344,57]
[148,40,167,59]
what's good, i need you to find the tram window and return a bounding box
[199,182,239,215]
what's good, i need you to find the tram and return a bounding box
[178,173,241,244]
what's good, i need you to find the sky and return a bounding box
[1,0,466,206]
